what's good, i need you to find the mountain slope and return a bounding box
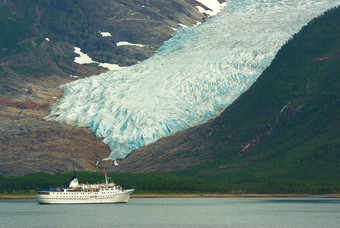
[110,6,340,187]
[0,0,205,99]
[0,0,208,176]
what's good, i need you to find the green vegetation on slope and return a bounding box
[190,6,340,190]
[0,5,34,56]
[1,171,338,194]
[0,172,226,194]
[0,1,76,79]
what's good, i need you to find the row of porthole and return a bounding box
[55,196,89,198]
[53,195,114,198]
[52,192,118,196]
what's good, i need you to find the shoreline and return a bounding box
[131,193,340,198]
[1,193,340,199]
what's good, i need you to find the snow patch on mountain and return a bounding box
[116,41,146,48]
[100,32,112,37]
[74,47,94,64]
[73,47,123,71]
[178,23,188,28]
[47,0,340,159]
[195,0,226,16]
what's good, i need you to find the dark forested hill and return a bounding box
[111,6,340,192]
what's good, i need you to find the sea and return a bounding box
[0,197,339,228]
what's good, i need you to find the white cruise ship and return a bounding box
[36,171,134,204]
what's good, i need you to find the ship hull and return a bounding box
[36,189,134,204]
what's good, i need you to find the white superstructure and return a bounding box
[36,172,134,204]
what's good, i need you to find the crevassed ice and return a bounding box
[45,0,340,159]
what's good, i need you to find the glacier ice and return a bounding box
[45,0,340,159]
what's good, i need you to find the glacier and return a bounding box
[45,0,340,159]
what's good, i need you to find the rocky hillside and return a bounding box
[0,0,208,176]
[108,6,340,185]
[0,0,205,99]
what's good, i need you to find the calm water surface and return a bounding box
[0,198,339,228]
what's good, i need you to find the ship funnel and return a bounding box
[69,178,79,188]
[69,166,79,188]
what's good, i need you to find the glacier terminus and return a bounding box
[45,0,340,159]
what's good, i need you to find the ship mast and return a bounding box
[72,166,77,180]
[104,171,108,185]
